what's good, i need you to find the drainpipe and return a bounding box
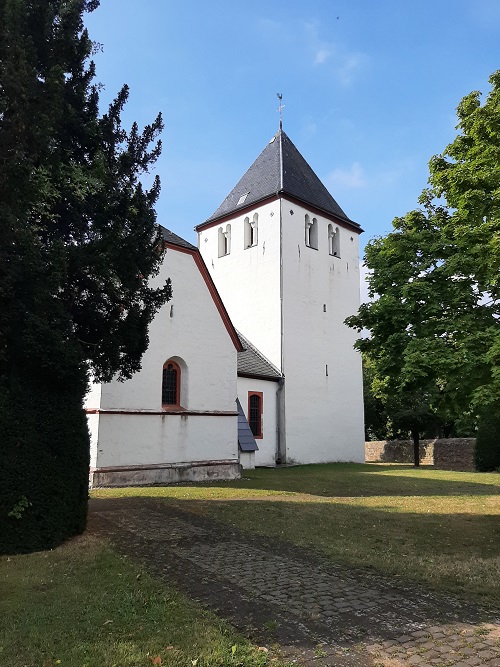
[276,376,285,464]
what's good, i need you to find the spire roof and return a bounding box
[200,130,359,228]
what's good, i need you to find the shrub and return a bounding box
[474,413,500,472]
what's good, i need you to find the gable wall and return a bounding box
[90,247,239,472]
[100,248,237,412]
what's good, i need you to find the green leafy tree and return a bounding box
[347,71,500,464]
[0,0,171,554]
[362,355,389,441]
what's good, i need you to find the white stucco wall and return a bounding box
[87,413,100,469]
[99,248,237,413]
[94,413,237,467]
[197,194,364,466]
[198,200,282,369]
[237,377,279,466]
[91,245,239,471]
[84,381,101,409]
[280,199,365,463]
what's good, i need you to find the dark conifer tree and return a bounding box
[0,0,171,554]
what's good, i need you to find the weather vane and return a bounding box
[277,93,285,130]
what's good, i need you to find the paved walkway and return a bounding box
[89,497,500,667]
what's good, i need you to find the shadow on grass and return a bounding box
[89,494,500,637]
[211,463,500,498]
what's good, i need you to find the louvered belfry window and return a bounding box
[249,393,262,437]
[162,362,178,405]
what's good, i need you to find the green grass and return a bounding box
[93,464,500,605]
[0,534,279,667]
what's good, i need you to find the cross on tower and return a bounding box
[277,93,285,130]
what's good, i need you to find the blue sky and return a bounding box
[86,1,500,254]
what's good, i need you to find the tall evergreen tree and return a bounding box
[0,0,171,554]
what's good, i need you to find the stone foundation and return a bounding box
[90,459,241,487]
[365,438,477,471]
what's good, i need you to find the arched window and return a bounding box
[162,359,181,407]
[218,224,231,257]
[305,214,311,246]
[244,214,258,249]
[305,214,318,249]
[310,217,318,249]
[329,225,340,257]
[248,391,263,439]
[251,213,258,247]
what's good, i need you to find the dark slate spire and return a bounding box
[201,130,358,227]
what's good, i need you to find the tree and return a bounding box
[0,0,171,554]
[346,71,500,463]
[362,355,389,441]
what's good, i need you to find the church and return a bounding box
[85,129,365,486]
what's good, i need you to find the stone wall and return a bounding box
[433,438,476,472]
[365,438,476,471]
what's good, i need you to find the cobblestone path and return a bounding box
[89,497,500,667]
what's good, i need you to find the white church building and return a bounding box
[85,129,365,486]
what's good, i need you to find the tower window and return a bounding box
[305,215,318,250]
[218,224,231,257]
[244,213,258,248]
[248,391,263,439]
[329,224,340,257]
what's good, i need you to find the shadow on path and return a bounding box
[89,497,500,667]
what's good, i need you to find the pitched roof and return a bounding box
[237,331,282,381]
[200,130,359,228]
[160,225,197,250]
[236,398,259,452]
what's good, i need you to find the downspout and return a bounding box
[276,375,285,464]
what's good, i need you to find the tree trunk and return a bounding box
[411,428,420,467]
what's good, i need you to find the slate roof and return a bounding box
[160,225,197,250]
[200,130,359,228]
[236,398,259,452]
[237,331,282,381]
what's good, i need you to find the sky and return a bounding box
[85,0,500,257]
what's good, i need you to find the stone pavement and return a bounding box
[89,497,500,667]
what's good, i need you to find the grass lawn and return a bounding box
[93,463,500,606]
[0,534,278,667]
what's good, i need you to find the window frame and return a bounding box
[305,214,318,250]
[329,224,340,257]
[247,391,263,439]
[162,359,181,409]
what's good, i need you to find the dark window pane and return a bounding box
[249,394,261,436]
[162,364,178,404]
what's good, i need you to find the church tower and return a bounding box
[196,130,365,464]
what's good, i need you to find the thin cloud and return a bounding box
[315,48,331,65]
[328,162,366,189]
[305,20,367,84]
[301,119,318,138]
[257,18,285,36]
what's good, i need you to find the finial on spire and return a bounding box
[277,93,285,130]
